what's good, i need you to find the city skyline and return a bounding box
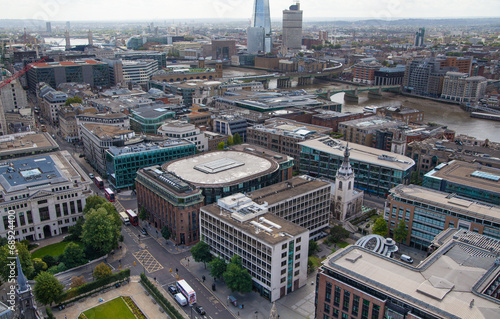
[0,0,499,22]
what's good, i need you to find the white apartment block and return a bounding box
[0,151,92,241]
[200,193,309,302]
[441,71,487,103]
[157,120,207,152]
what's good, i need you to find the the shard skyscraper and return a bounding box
[247,0,272,53]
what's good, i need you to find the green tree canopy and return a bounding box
[82,207,120,257]
[372,217,388,237]
[66,216,85,241]
[308,240,319,257]
[161,226,171,241]
[64,96,82,106]
[217,141,225,150]
[394,220,409,244]
[223,255,252,293]
[139,207,148,221]
[233,133,242,145]
[0,242,34,283]
[190,240,212,269]
[83,195,107,214]
[60,242,86,269]
[33,272,64,305]
[227,135,234,146]
[32,258,47,276]
[93,262,112,280]
[209,256,226,280]
[329,225,350,243]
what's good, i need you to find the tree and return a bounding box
[227,135,234,146]
[190,240,212,269]
[217,141,225,150]
[66,216,85,241]
[82,207,120,257]
[60,243,86,269]
[32,258,47,276]
[70,275,86,289]
[233,133,242,145]
[308,240,319,257]
[93,262,112,280]
[0,242,34,282]
[394,220,409,244]
[64,96,82,106]
[139,207,148,221]
[42,255,57,268]
[83,195,107,214]
[161,226,171,241]
[33,272,64,305]
[223,255,252,293]
[372,217,388,237]
[329,225,350,243]
[209,256,226,280]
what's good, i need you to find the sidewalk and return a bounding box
[180,257,317,319]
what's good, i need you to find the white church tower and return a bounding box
[333,144,363,222]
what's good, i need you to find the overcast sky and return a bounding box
[1,0,499,22]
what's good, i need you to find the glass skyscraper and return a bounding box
[248,0,272,53]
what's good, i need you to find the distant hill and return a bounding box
[304,18,500,27]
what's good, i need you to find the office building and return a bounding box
[374,66,405,86]
[338,116,405,148]
[136,166,204,245]
[115,51,167,69]
[402,60,442,96]
[282,1,303,50]
[248,0,272,53]
[414,27,425,47]
[106,140,195,189]
[423,160,500,206]
[386,184,500,250]
[129,106,175,134]
[247,175,331,237]
[438,56,473,75]
[299,137,415,196]
[40,86,68,126]
[316,228,500,319]
[163,147,293,204]
[212,40,237,60]
[46,22,51,34]
[151,61,223,82]
[76,113,130,133]
[0,132,59,160]
[57,106,78,143]
[80,124,139,176]
[352,61,382,85]
[121,59,158,85]
[311,111,365,132]
[27,60,110,92]
[375,106,424,124]
[0,151,92,241]
[0,79,28,113]
[157,120,208,152]
[213,115,248,141]
[200,194,309,301]
[441,72,487,103]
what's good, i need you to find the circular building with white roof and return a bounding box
[163,150,281,204]
[355,235,399,257]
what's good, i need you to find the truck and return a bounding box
[119,211,130,226]
[176,279,196,305]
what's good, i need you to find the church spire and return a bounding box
[337,143,353,177]
[17,255,28,292]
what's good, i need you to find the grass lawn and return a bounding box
[83,297,136,319]
[31,241,84,259]
[308,256,325,269]
[336,241,349,249]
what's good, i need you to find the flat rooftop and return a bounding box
[138,166,200,196]
[82,124,133,139]
[425,160,500,194]
[323,231,500,319]
[390,184,500,221]
[0,152,78,193]
[0,133,58,158]
[299,137,415,171]
[163,151,278,187]
[248,176,330,206]
[340,116,404,129]
[132,105,176,119]
[202,203,308,245]
[34,60,105,68]
[107,140,192,156]
[77,113,128,119]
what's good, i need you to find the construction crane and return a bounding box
[0,57,46,90]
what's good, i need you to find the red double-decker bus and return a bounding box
[104,188,115,202]
[125,209,138,226]
[94,176,104,189]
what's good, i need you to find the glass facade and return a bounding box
[130,111,175,133]
[106,143,195,189]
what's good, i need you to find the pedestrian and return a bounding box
[65,316,67,319]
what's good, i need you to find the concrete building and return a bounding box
[311,111,365,132]
[27,60,110,92]
[76,113,130,135]
[115,51,167,69]
[414,27,425,46]
[375,106,424,124]
[441,72,487,103]
[299,137,415,196]
[0,151,92,241]
[423,160,500,206]
[316,228,500,319]
[211,40,237,60]
[0,79,28,113]
[247,0,272,53]
[203,131,229,152]
[374,66,406,86]
[352,61,382,85]
[151,62,223,82]
[121,59,158,85]
[136,166,204,245]
[247,175,331,237]
[40,86,68,126]
[57,106,78,143]
[332,145,364,222]
[338,116,405,148]
[162,147,293,204]
[213,115,248,141]
[0,132,59,160]
[200,194,309,301]
[282,1,303,51]
[106,140,195,189]
[403,60,443,96]
[157,120,208,152]
[80,124,139,176]
[386,184,500,250]
[246,118,331,168]
[129,105,175,134]
[438,56,473,75]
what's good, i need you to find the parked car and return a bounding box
[89,173,94,179]
[174,293,187,306]
[79,154,85,158]
[141,228,148,235]
[167,286,177,296]
[400,254,414,264]
[194,305,206,315]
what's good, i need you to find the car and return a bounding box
[194,306,206,315]
[141,228,148,235]
[167,285,177,296]
[400,254,414,264]
[89,173,94,179]
[79,154,85,158]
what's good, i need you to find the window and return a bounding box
[324,303,330,314]
[352,295,360,316]
[372,304,380,319]
[27,211,33,224]
[325,282,332,303]
[361,299,370,319]
[334,286,341,307]
[296,237,301,243]
[332,309,339,318]
[56,204,61,218]
[39,207,50,222]
[295,245,301,252]
[342,290,350,312]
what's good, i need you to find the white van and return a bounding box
[400,254,414,264]
[174,293,187,306]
